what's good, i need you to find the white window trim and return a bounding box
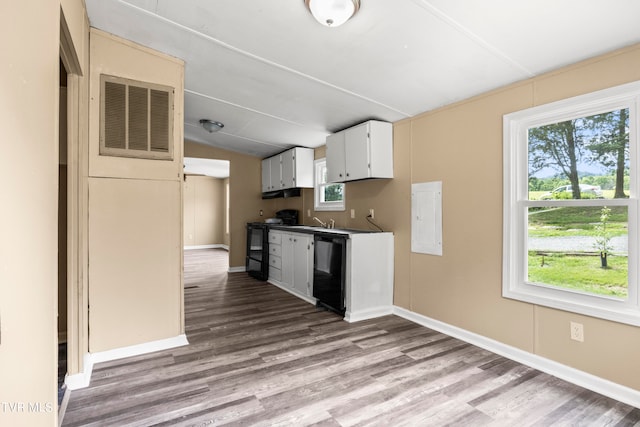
[314,158,345,211]
[503,80,640,326]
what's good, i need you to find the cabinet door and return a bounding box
[292,234,312,296]
[269,156,282,190]
[344,122,370,180]
[261,158,271,192]
[326,132,346,183]
[280,149,295,189]
[280,233,294,290]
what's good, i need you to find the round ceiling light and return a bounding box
[199,119,224,133]
[304,0,360,27]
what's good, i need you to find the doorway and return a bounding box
[59,10,85,419]
[58,58,69,408]
[183,158,231,251]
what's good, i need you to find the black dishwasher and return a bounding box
[313,233,347,315]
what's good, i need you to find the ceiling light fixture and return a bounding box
[199,119,224,133]
[304,0,360,27]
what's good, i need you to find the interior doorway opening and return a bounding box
[58,58,69,408]
[183,157,231,252]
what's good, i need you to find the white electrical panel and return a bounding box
[411,181,443,256]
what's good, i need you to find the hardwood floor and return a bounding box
[62,248,640,426]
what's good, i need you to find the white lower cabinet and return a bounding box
[268,230,283,281]
[267,228,394,321]
[293,234,313,297]
[280,233,294,290]
[268,230,314,302]
[343,233,394,322]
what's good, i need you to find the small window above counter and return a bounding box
[326,120,393,183]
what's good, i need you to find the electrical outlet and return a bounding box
[307,209,311,217]
[369,209,375,219]
[570,321,584,342]
[350,209,355,219]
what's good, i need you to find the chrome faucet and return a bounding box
[328,219,335,229]
[312,217,327,228]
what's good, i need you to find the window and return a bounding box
[100,74,174,160]
[314,158,345,211]
[503,81,640,326]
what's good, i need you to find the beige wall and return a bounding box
[293,44,640,394]
[0,1,88,425]
[322,45,640,391]
[184,141,288,267]
[88,178,182,351]
[88,29,184,181]
[87,29,185,352]
[184,175,226,247]
[281,142,412,312]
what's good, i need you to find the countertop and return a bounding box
[268,224,384,236]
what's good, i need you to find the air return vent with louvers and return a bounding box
[100,74,174,160]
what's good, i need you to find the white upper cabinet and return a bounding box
[325,132,346,183]
[261,158,270,192]
[261,156,281,192]
[269,156,281,190]
[262,147,314,191]
[281,147,314,189]
[326,120,393,183]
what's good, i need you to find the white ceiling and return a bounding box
[86,0,640,158]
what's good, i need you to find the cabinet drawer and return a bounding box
[269,266,282,282]
[269,232,282,244]
[269,244,282,257]
[269,255,281,270]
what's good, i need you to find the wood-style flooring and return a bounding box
[62,248,640,426]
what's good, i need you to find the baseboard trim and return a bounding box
[228,266,246,273]
[90,334,189,365]
[393,306,640,409]
[184,244,229,251]
[65,335,188,390]
[64,353,93,390]
[345,306,393,323]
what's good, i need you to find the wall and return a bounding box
[0,1,87,425]
[183,175,226,247]
[330,44,640,392]
[184,141,286,268]
[285,144,411,310]
[87,29,184,352]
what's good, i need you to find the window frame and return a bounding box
[503,80,640,326]
[314,158,345,211]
